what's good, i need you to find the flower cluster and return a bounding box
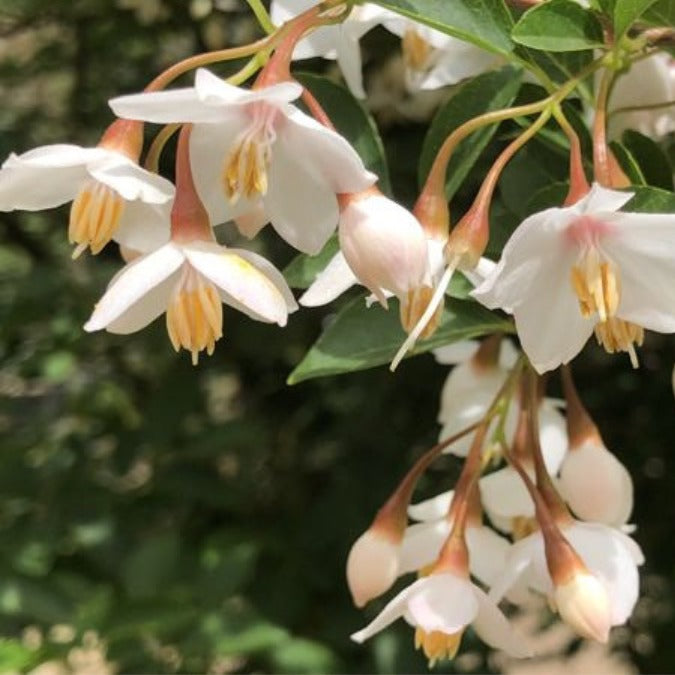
[1,0,673,667]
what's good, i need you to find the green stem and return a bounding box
[245,0,276,35]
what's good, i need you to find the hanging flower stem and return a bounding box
[245,0,276,35]
[592,67,614,185]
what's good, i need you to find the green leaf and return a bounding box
[612,0,659,36]
[288,296,512,383]
[284,235,339,289]
[609,140,647,185]
[641,0,675,27]
[621,130,674,190]
[296,73,391,194]
[512,0,605,51]
[419,66,523,199]
[624,186,675,212]
[371,0,514,55]
[121,532,180,599]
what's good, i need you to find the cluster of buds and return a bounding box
[347,340,644,663]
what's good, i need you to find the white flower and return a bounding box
[472,183,675,373]
[558,438,633,527]
[0,143,174,257]
[555,570,612,643]
[607,52,675,140]
[270,0,384,98]
[398,518,512,589]
[489,520,644,628]
[84,239,297,364]
[351,572,531,663]
[381,17,499,92]
[109,69,377,255]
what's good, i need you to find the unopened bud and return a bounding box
[555,571,612,643]
[346,529,400,608]
[558,440,633,526]
[338,191,429,306]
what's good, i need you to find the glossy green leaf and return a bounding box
[641,0,675,26]
[613,0,659,36]
[371,0,514,55]
[296,73,391,194]
[621,130,674,190]
[609,141,647,185]
[512,0,605,51]
[624,186,675,212]
[284,235,339,289]
[288,297,513,383]
[419,66,523,198]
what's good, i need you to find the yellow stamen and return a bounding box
[68,180,125,258]
[166,267,223,364]
[414,627,463,666]
[511,516,538,541]
[570,249,620,322]
[594,318,644,368]
[402,29,433,72]
[399,286,444,340]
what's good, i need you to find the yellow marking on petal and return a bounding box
[594,318,644,368]
[414,627,463,666]
[166,268,223,364]
[68,180,125,257]
[402,29,433,72]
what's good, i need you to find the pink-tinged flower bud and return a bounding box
[558,439,633,527]
[346,529,400,608]
[554,571,612,643]
[338,190,429,307]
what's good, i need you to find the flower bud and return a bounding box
[558,439,633,527]
[554,571,612,643]
[338,191,429,306]
[346,529,400,608]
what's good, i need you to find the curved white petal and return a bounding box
[195,68,302,106]
[489,534,549,602]
[188,116,252,226]
[398,520,451,575]
[84,243,185,332]
[600,213,675,332]
[110,88,227,123]
[480,467,534,524]
[408,489,454,522]
[183,242,289,325]
[472,586,532,657]
[283,107,377,192]
[406,574,478,634]
[299,251,358,307]
[579,183,633,214]
[418,43,496,91]
[466,526,511,588]
[538,401,569,474]
[0,145,107,210]
[335,30,366,98]
[88,153,175,204]
[432,340,479,365]
[350,577,425,643]
[265,134,339,254]
[113,200,171,254]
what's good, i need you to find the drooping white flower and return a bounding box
[351,572,531,663]
[558,438,633,527]
[0,132,174,257]
[270,0,384,98]
[489,520,644,628]
[472,183,675,373]
[109,68,377,255]
[607,52,675,140]
[85,238,296,363]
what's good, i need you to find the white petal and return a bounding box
[577,182,634,214]
[183,242,289,325]
[398,520,451,575]
[466,526,511,588]
[538,401,569,474]
[472,586,532,657]
[299,251,358,307]
[283,107,377,192]
[88,153,175,204]
[600,213,675,332]
[432,340,479,365]
[406,574,478,634]
[84,243,185,332]
[109,88,228,123]
[195,68,302,106]
[188,116,252,227]
[350,577,425,642]
[480,467,534,524]
[408,489,454,522]
[489,534,547,602]
[417,42,496,90]
[265,135,339,254]
[335,30,366,98]
[113,200,171,254]
[0,145,106,210]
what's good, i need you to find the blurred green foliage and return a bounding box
[0,1,673,673]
